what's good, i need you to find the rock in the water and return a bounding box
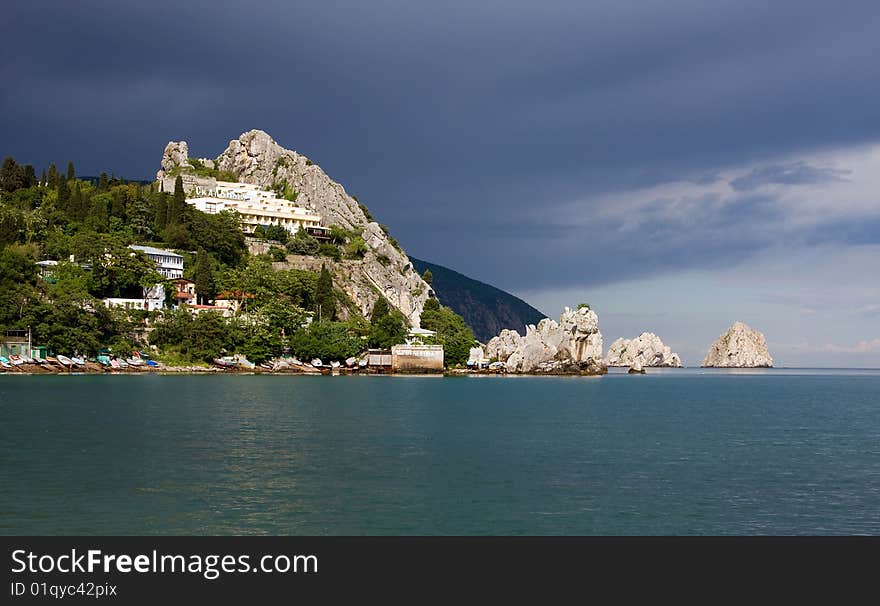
[628,360,646,374]
[485,306,606,375]
[701,322,773,368]
[606,332,682,367]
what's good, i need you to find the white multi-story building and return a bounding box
[185,180,328,237]
[129,245,184,279]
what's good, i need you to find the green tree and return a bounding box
[318,242,341,260]
[193,249,216,304]
[264,224,289,244]
[369,296,407,348]
[1,157,22,191]
[343,235,367,259]
[420,302,475,367]
[167,175,186,226]
[314,263,336,321]
[66,161,75,181]
[421,269,433,286]
[286,226,319,255]
[46,163,58,189]
[289,321,363,361]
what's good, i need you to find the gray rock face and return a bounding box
[156,130,431,327]
[606,332,682,367]
[485,306,606,374]
[216,130,367,230]
[158,141,190,177]
[701,322,773,368]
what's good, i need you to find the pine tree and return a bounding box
[57,177,70,211]
[193,249,215,305]
[47,163,58,189]
[314,263,336,321]
[98,172,109,191]
[421,269,433,286]
[66,161,75,181]
[0,156,19,191]
[167,175,185,225]
[371,296,389,321]
[40,169,47,186]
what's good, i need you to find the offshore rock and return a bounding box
[606,332,682,367]
[627,360,646,374]
[156,130,432,327]
[485,306,606,375]
[701,322,773,368]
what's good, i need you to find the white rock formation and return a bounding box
[628,360,645,374]
[606,332,682,367]
[485,306,606,374]
[158,141,190,176]
[701,322,773,368]
[156,130,432,327]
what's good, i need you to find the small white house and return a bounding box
[406,327,436,345]
[129,245,183,279]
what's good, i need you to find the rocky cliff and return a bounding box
[606,332,682,367]
[157,130,431,327]
[701,322,773,367]
[484,306,606,374]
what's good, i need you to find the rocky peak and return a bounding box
[606,332,682,367]
[701,322,773,368]
[157,140,190,179]
[155,129,432,327]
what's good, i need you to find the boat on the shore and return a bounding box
[236,357,256,369]
[311,358,322,367]
[117,358,129,368]
[0,356,12,369]
[145,360,159,367]
[56,355,73,367]
[97,355,111,367]
[109,359,120,369]
[126,357,145,366]
[70,356,85,367]
[214,357,236,368]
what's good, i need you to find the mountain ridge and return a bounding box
[410,257,546,343]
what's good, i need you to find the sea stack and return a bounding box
[701,322,773,368]
[484,305,606,374]
[606,332,682,367]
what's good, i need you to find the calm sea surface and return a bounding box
[1,369,879,535]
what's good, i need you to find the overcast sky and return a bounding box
[3,1,879,366]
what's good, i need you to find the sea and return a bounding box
[1,369,879,535]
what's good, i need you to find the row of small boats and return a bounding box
[95,353,159,369]
[0,351,160,371]
[0,354,86,369]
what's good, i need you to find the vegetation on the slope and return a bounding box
[1,154,475,367]
[420,298,476,367]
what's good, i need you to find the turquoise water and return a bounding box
[1,370,879,535]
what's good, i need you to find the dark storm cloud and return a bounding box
[3,0,880,291]
[729,162,850,191]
